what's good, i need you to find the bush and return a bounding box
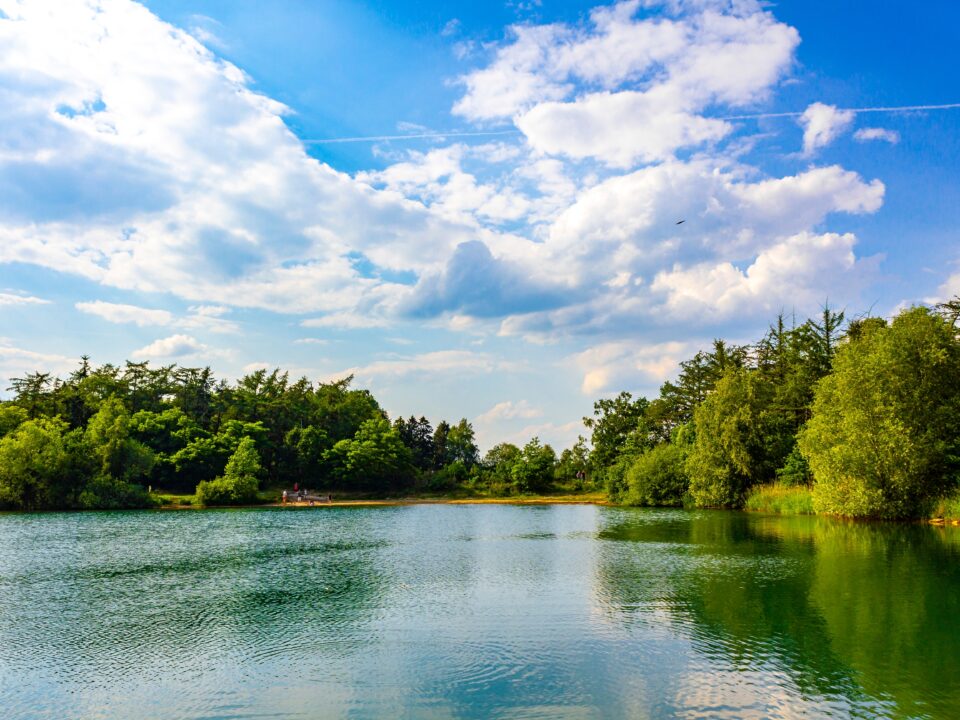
[195,474,258,506]
[624,443,688,507]
[78,476,156,510]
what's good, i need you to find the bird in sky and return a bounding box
[675,220,685,225]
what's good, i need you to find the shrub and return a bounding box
[195,474,258,506]
[78,476,156,510]
[624,443,688,507]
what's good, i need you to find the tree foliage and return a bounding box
[799,307,960,518]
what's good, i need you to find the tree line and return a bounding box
[585,300,960,519]
[3,298,957,517]
[0,361,586,510]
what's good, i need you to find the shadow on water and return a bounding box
[595,508,960,718]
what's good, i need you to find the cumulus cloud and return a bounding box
[650,232,878,320]
[0,0,477,320]
[454,0,798,165]
[131,334,206,359]
[799,102,855,155]
[402,240,570,319]
[854,127,901,144]
[0,0,895,371]
[569,340,695,395]
[516,91,732,167]
[543,161,883,290]
[483,419,584,455]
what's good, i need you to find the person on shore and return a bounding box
[282,489,287,504]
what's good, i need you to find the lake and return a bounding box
[1,504,958,719]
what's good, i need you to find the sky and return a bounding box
[1,0,959,452]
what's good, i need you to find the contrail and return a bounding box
[304,129,521,144]
[719,102,960,120]
[304,103,960,144]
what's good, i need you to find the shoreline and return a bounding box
[154,492,610,510]
[272,494,610,508]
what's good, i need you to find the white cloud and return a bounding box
[301,312,389,330]
[242,361,271,373]
[0,341,77,392]
[545,161,883,284]
[0,292,50,306]
[341,350,519,384]
[0,0,901,377]
[0,0,477,317]
[131,334,206,359]
[517,91,732,167]
[76,300,173,326]
[651,231,877,320]
[454,1,798,165]
[927,270,960,305]
[75,299,239,333]
[491,419,584,454]
[799,102,855,155]
[569,340,695,395]
[294,338,330,346]
[854,127,900,144]
[475,399,543,424]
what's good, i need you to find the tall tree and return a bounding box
[799,307,960,518]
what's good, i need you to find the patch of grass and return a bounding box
[930,492,960,522]
[153,492,195,507]
[744,483,814,515]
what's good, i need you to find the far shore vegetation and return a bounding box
[2,299,959,522]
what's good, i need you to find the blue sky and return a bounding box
[1,0,959,451]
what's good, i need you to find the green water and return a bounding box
[1,505,959,719]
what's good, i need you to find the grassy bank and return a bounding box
[152,488,608,509]
[744,484,815,515]
[930,493,960,524]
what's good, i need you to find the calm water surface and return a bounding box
[1,505,959,719]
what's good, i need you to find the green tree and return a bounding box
[326,417,414,493]
[0,405,29,438]
[446,419,479,466]
[285,424,331,483]
[196,436,262,506]
[799,307,960,518]
[686,369,790,508]
[432,420,451,469]
[0,418,71,509]
[85,397,155,484]
[481,442,521,495]
[584,392,650,470]
[511,437,557,494]
[555,436,590,488]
